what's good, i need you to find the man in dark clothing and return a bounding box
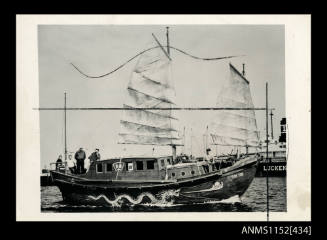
[56,155,63,170]
[88,148,101,163]
[75,148,86,174]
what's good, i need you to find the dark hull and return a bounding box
[51,158,258,206]
[176,162,257,204]
[41,175,53,186]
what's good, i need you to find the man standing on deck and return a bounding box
[88,148,101,163]
[75,147,86,174]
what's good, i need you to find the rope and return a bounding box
[70,45,243,79]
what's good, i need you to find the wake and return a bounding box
[88,191,241,207]
[88,190,180,207]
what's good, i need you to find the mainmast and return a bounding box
[64,92,67,160]
[243,63,249,155]
[270,110,274,140]
[166,26,176,161]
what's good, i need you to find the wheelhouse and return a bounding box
[86,156,174,180]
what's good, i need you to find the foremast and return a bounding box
[118,26,182,161]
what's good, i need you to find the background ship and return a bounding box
[256,117,287,177]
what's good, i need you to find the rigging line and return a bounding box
[169,46,244,61]
[70,46,243,79]
[35,107,274,110]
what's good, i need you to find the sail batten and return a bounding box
[123,104,178,121]
[127,87,175,105]
[120,120,178,133]
[119,40,181,146]
[118,133,180,146]
[209,63,260,149]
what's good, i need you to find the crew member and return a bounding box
[56,155,63,170]
[75,148,86,174]
[88,148,101,163]
[67,154,76,174]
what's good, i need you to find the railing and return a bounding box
[50,161,67,172]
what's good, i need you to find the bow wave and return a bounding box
[88,190,180,207]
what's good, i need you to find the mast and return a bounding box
[270,110,274,140]
[190,128,193,157]
[182,126,186,154]
[166,26,176,161]
[215,145,217,157]
[205,125,209,156]
[166,26,170,56]
[266,83,270,221]
[64,92,67,160]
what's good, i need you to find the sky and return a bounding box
[38,25,285,169]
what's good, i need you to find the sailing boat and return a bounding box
[50,28,260,205]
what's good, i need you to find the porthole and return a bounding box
[172,172,175,177]
[191,170,195,175]
[181,172,185,176]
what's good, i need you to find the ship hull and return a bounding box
[176,161,257,203]
[255,159,286,177]
[50,157,258,206]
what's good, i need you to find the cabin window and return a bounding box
[191,170,195,175]
[181,172,185,176]
[106,163,113,172]
[136,161,144,170]
[160,159,165,167]
[172,172,175,177]
[127,162,134,171]
[125,162,132,171]
[146,160,155,170]
[96,163,103,173]
[167,159,171,165]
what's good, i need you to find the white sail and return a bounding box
[119,41,181,146]
[210,63,260,148]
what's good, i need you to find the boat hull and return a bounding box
[50,158,258,206]
[177,162,257,203]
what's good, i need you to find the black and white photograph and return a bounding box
[16,15,310,221]
[38,24,286,212]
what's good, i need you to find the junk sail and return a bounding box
[210,63,260,149]
[118,40,181,146]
